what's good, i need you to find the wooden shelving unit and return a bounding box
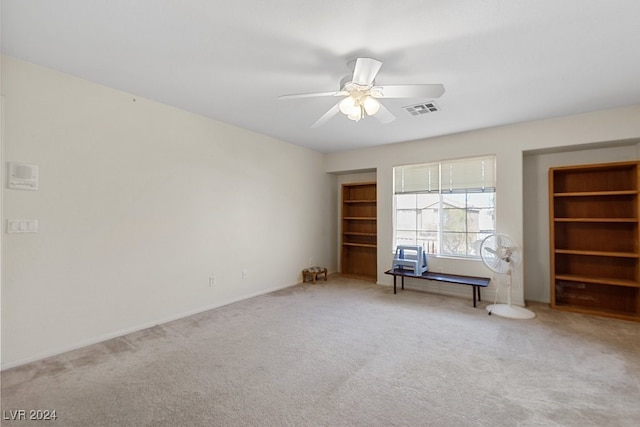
[341,182,377,281]
[549,161,640,321]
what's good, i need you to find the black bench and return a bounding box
[384,268,490,308]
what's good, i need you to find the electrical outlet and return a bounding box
[209,276,216,287]
[242,269,248,280]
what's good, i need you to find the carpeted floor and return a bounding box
[2,275,639,426]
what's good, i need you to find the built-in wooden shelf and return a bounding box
[549,161,640,321]
[341,182,377,281]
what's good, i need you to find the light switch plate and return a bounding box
[7,219,38,233]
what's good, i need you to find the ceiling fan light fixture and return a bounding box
[339,96,356,115]
[347,106,363,121]
[340,95,364,121]
[363,96,380,115]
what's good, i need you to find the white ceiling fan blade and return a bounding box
[373,103,396,124]
[278,91,348,100]
[279,91,347,100]
[311,101,341,128]
[352,58,382,86]
[375,84,445,99]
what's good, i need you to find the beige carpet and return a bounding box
[2,275,639,426]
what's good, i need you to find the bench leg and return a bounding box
[393,276,397,294]
[472,286,484,308]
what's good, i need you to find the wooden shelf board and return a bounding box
[343,232,376,236]
[554,190,638,197]
[343,200,376,203]
[342,242,377,248]
[552,303,640,321]
[343,217,377,220]
[344,182,376,187]
[554,249,639,258]
[554,218,637,223]
[555,275,639,288]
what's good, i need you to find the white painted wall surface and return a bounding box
[326,105,640,307]
[1,56,337,368]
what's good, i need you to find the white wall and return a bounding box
[1,56,337,368]
[326,105,640,307]
[523,143,638,303]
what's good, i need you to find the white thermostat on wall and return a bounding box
[8,162,39,190]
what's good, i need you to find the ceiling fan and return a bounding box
[278,57,445,128]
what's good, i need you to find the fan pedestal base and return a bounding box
[486,304,535,319]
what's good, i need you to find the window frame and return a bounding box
[393,156,496,260]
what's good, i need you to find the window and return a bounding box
[393,156,496,258]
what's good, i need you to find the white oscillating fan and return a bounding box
[480,234,535,319]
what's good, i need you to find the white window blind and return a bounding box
[394,156,495,194]
[393,163,439,194]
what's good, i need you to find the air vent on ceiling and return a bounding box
[403,102,440,116]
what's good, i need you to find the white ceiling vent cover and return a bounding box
[403,102,440,116]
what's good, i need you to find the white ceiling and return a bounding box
[2,0,640,153]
